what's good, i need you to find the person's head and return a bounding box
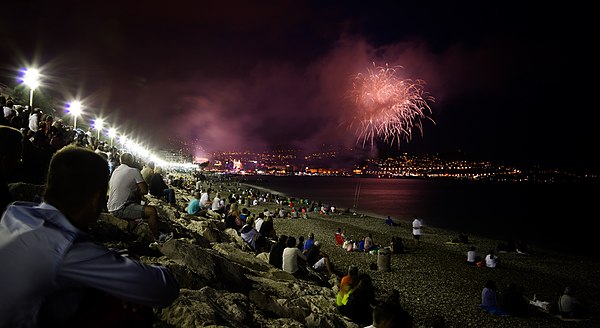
[308,232,314,239]
[230,202,239,212]
[484,280,497,290]
[286,236,296,248]
[0,125,23,177]
[348,265,359,278]
[314,241,321,248]
[43,146,109,230]
[246,216,255,226]
[564,287,573,295]
[154,166,163,175]
[278,234,288,244]
[193,191,201,199]
[147,161,155,169]
[470,246,476,251]
[372,301,413,328]
[120,152,135,166]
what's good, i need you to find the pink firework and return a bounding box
[349,63,435,147]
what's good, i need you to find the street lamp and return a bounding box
[67,101,82,130]
[22,68,40,107]
[93,118,104,140]
[108,128,117,147]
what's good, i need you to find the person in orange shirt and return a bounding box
[336,266,359,306]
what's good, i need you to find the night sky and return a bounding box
[1,1,596,171]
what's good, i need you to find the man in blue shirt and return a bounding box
[0,146,180,327]
[303,232,315,254]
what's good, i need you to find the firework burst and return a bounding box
[348,63,435,148]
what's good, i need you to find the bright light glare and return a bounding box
[108,128,117,139]
[22,68,40,89]
[94,118,104,130]
[67,101,83,116]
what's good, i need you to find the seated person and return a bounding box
[335,228,345,247]
[337,266,359,306]
[306,241,334,277]
[390,237,404,254]
[240,216,260,250]
[485,250,500,268]
[338,274,376,325]
[499,283,528,316]
[148,166,176,205]
[107,153,168,242]
[385,216,394,226]
[0,146,179,327]
[558,286,589,319]
[368,296,413,328]
[282,236,307,277]
[268,235,288,269]
[199,188,212,209]
[466,246,481,265]
[480,280,507,316]
[187,192,206,216]
[303,233,315,254]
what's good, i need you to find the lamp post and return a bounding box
[108,128,116,147]
[67,101,82,130]
[22,68,40,107]
[93,118,104,140]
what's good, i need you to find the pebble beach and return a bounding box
[241,181,598,327]
[191,179,599,327]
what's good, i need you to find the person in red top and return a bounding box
[335,227,345,246]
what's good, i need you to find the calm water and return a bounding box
[243,176,597,256]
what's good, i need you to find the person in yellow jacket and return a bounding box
[336,266,359,306]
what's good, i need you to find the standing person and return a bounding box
[107,153,169,242]
[0,125,23,214]
[0,146,180,327]
[282,236,307,276]
[412,216,423,247]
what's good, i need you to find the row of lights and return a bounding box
[18,67,195,170]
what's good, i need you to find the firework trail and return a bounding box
[348,63,435,148]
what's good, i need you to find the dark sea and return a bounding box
[242,176,597,257]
